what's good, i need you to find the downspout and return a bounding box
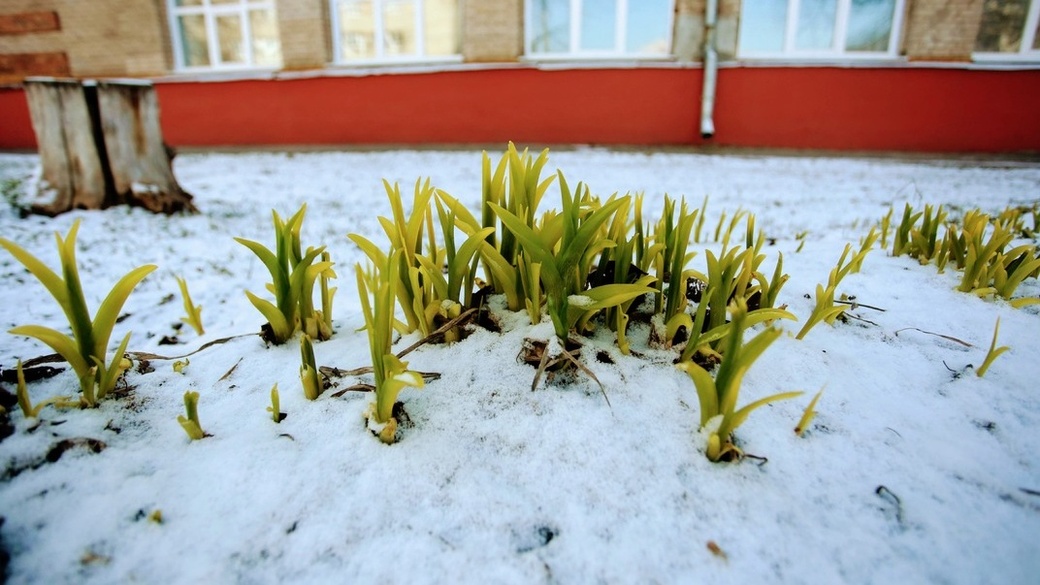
[700,0,719,139]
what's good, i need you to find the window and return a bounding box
[525,0,674,58]
[738,0,904,59]
[974,0,1040,60]
[330,0,460,63]
[168,0,282,70]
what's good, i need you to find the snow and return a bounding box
[0,148,1039,584]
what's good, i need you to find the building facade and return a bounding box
[1,0,1038,152]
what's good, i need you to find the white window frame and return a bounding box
[167,0,281,71]
[974,0,1040,62]
[524,0,675,60]
[737,0,905,61]
[329,0,463,66]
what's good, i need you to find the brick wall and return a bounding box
[0,0,167,80]
[460,0,523,62]
[0,0,1018,82]
[904,0,986,60]
[275,0,328,69]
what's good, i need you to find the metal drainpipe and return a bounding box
[700,0,719,139]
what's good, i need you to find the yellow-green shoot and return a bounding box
[677,300,802,462]
[178,391,205,440]
[356,252,424,444]
[267,383,283,423]
[491,175,651,342]
[175,275,204,336]
[976,318,1010,378]
[13,359,72,418]
[300,335,323,400]
[795,283,847,340]
[235,205,334,344]
[795,388,824,437]
[0,219,154,407]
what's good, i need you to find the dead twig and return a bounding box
[894,328,973,348]
[835,299,886,312]
[394,308,477,359]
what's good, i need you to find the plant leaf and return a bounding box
[92,264,156,359]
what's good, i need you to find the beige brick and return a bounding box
[275,0,328,69]
[460,0,522,62]
[673,0,739,62]
[903,0,985,60]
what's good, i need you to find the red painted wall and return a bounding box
[2,66,1039,153]
[0,87,35,150]
[713,66,1040,153]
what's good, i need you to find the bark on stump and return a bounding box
[24,78,196,216]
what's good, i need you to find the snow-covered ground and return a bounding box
[0,148,1038,584]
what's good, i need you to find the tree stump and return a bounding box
[23,79,107,213]
[23,78,196,216]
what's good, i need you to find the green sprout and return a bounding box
[0,219,154,407]
[795,283,847,340]
[320,251,336,337]
[795,388,824,437]
[350,180,492,341]
[878,207,893,250]
[993,245,1040,307]
[892,203,923,257]
[491,174,651,343]
[677,300,802,462]
[356,252,424,444]
[267,383,283,423]
[908,204,948,263]
[13,359,74,418]
[177,391,205,440]
[235,204,334,344]
[976,318,1010,378]
[299,335,324,400]
[175,275,204,336]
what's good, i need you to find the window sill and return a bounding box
[972,53,1040,66]
[328,55,464,68]
[158,66,283,83]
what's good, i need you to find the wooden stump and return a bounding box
[24,79,107,214]
[24,78,196,216]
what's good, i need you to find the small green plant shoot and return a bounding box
[235,204,335,344]
[175,275,205,336]
[300,335,324,400]
[0,219,154,407]
[677,300,802,462]
[267,383,284,423]
[178,391,205,440]
[795,389,824,437]
[356,252,424,444]
[976,318,1010,378]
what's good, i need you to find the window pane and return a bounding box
[581,0,616,51]
[383,0,417,56]
[250,9,282,67]
[339,0,376,60]
[795,0,837,50]
[975,0,1028,52]
[424,0,458,56]
[1034,13,1040,49]
[217,14,245,63]
[175,0,203,6]
[626,0,671,54]
[739,0,787,53]
[178,14,210,66]
[530,0,570,53]
[845,0,894,51]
